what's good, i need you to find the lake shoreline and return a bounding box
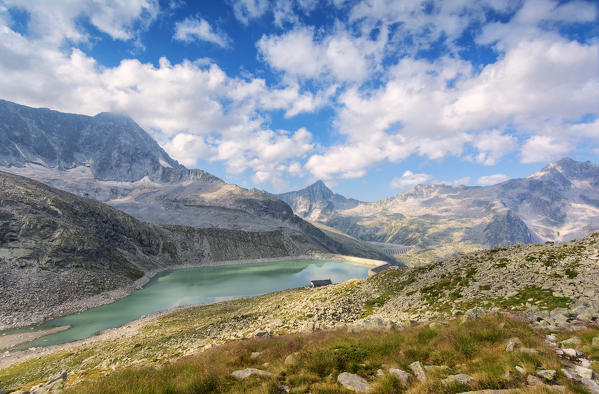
[0,254,386,332]
[0,255,385,370]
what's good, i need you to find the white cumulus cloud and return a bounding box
[520,135,573,164]
[477,174,510,185]
[174,16,230,47]
[390,170,434,189]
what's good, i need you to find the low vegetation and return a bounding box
[65,314,581,393]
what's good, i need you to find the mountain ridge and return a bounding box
[275,158,599,265]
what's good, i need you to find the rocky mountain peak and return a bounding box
[533,157,599,181]
[304,180,334,198]
[0,99,186,182]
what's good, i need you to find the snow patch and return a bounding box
[159,159,173,168]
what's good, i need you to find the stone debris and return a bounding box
[560,337,581,347]
[575,366,594,380]
[337,372,371,393]
[536,369,556,381]
[442,374,474,386]
[462,307,484,322]
[284,353,297,366]
[562,348,584,358]
[505,337,521,352]
[231,368,274,379]
[26,371,68,394]
[250,351,261,359]
[409,361,427,382]
[388,368,410,386]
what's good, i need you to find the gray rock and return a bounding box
[581,378,599,393]
[337,372,371,392]
[515,366,526,375]
[442,374,474,386]
[561,368,580,381]
[284,354,297,366]
[536,369,556,381]
[388,368,410,386]
[562,348,584,358]
[462,308,484,321]
[505,337,521,352]
[575,366,594,379]
[592,337,599,347]
[250,351,261,359]
[560,336,581,347]
[409,361,427,382]
[231,368,274,379]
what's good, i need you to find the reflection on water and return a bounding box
[17,260,369,348]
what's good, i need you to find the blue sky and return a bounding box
[0,0,598,201]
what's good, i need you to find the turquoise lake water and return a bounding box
[10,260,370,348]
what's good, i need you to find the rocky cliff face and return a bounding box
[0,100,183,182]
[277,158,599,265]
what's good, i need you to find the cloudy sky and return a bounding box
[0,0,597,200]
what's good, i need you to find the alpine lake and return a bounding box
[3,259,371,349]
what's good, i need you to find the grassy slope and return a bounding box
[59,317,599,393]
[1,232,598,392]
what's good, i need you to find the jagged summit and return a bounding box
[532,157,599,182]
[302,180,334,198]
[275,180,360,221]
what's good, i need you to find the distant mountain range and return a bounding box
[275,158,599,265]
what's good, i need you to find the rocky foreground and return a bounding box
[1,231,598,392]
